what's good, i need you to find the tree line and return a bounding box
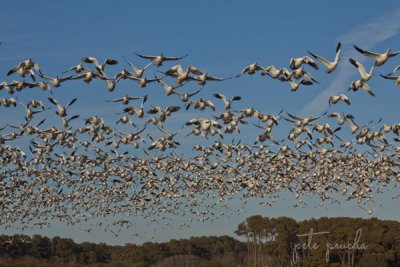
[0,216,399,266]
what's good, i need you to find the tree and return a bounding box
[30,234,53,259]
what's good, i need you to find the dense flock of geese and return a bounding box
[1,41,400,234]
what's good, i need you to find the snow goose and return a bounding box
[81,57,118,75]
[40,74,73,88]
[128,76,162,88]
[328,94,351,106]
[308,42,341,73]
[135,53,187,67]
[349,58,374,81]
[106,95,141,105]
[289,56,318,70]
[173,87,203,102]
[213,93,241,110]
[237,63,264,77]
[354,44,400,66]
[123,57,152,78]
[186,98,215,111]
[380,74,400,85]
[279,77,313,91]
[192,73,226,85]
[48,97,77,117]
[161,64,203,85]
[349,79,375,96]
[157,78,185,96]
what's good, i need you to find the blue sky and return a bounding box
[1,1,400,245]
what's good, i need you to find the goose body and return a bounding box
[48,97,77,117]
[238,63,263,77]
[290,56,318,70]
[349,79,375,96]
[329,94,351,106]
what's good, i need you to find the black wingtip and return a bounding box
[336,42,341,52]
[349,58,357,67]
[307,50,317,59]
[353,44,364,54]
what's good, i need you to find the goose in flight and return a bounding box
[81,57,118,75]
[312,123,341,135]
[328,112,354,125]
[106,95,142,105]
[173,87,203,102]
[328,94,350,106]
[122,95,147,118]
[147,105,181,124]
[48,97,77,117]
[287,68,319,83]
[308,42,341,73]
[157,78,185,96]
[135,53,187,67]
[161,64,203,85]
[113,69,137,81]
[0,97,17,107]
[262,66,291,80]
[349,79,375,96]
[0,82,17,94]
[186,98,215,111]
[116,116,136,127]
[239,107,256,117]
[63,63,91,73]
[213,93,241,110]
[252,123,280,145]
[283,112,324,127]
[62,115,80,128]
[7,58,43,81]
[7,64,40,82]
[353,45,400,66]
[19,101,47,120]
[279,77,313,91]
[237,63,264,77]
[123,57,152,78]
[102,74,122,92]
[349,58,374,81]
[27,99,45,110]
[33,81,52,92]
[380,74,400,85]
[4,80,36,93]
[192,73,226,85]
[85,116,104,126]
[128,76,162,88]
[358,204,381,215]
[39,74,74,87]
[74,69,105,83]
[289,56,318,70]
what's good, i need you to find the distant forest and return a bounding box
[1,216,399,267]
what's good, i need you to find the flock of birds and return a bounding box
[1,41,400,234]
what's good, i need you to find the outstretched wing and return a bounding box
[135,53,156,60]
[353,45,380,59]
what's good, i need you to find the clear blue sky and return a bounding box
[1,1,400,245]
